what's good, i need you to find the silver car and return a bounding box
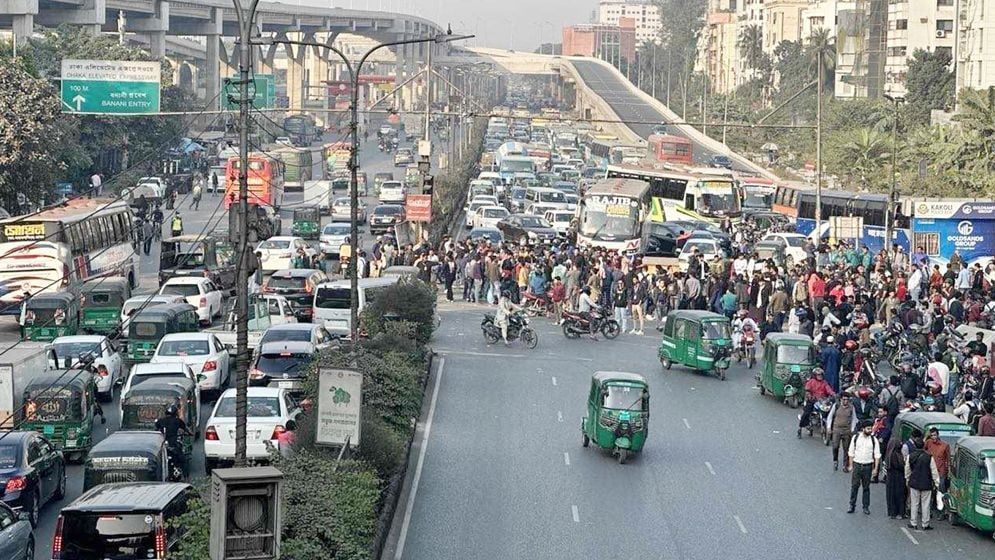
[331,196,367,224]
[0,500,33,560]
[319,222,352,256]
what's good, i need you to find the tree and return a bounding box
[806,28,836,88]
[955,86,995,164]
[830,127,891,190]
[737,24,765,71]
[651,0,706,112]
[904,49,955,126]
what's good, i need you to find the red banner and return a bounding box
[326,81,354,96]
[357,75,394,85]
[405,194,432,222]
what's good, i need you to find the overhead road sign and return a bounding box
[222,74,275,110]
[60,59,161,115]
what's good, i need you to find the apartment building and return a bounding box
[956,0,995,90]
[763,0,808,53]
[597,0,663,44]
[701,0,740,94]
[562,18,638,66]
[885,0,956,90]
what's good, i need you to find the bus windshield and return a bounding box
[698,182,740,216]
[580,196,640,241]
[500,159,535,173]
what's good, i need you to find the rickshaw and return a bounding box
[291,207,321,240]
[658,310,733,380]
[82,431,169,491]
[945,436,995,536]
[890,411,973,449]
[758,333,817,408]
[20,292,79,341]
[126,303,199,363]
[21,371,105,462]
[581,371,649,464]
[120,379,199,448]
[80,276,132,335]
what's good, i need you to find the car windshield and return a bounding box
[703,322,731,339]
[315,287,350,309]
[323,224,350,235]
[267,277,306,290]
[0,445,18,468]
[511,189,526,200]
[539,191,566,203]
[160,284,200,297]
[215,396,281,417]
[777,345,813,364]
[604,384,644,410]
[743,193,772,209]
[579,197,638,240]
[374,206,400,215]
[685,242,717,254]
[255,353,312,377]
[53,341,100,359]
[62,512,157,559]
[483,208,507,218]
[157,339,209,356]
[784,236,806,247]
[519,216,551,228]
[258,240,291,250]
[260,329,312,344]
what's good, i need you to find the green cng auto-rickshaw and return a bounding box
[21,371,105,462]
[291,207,321,240]
[82,431,169,491]
[80,276,132,335]
[581,371,649,464]
[758,332,817,408]
[20,292,79,341]
[945,436,995,537]
[126,303,199,363]
[658,310,732,380]
[120,378,198,465]
[891,412,973,449]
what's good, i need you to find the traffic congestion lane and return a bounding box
[395,304,995,560]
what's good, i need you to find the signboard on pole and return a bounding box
[222,74,275,110]
[0,366,12,429]
[406,194,432,222]
[315,368,363,447]
[830,216,863,242]
[60,59,161,115]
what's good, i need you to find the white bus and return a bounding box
[0,199,138,315]
[606,163,741,224]
[577,178,651,252]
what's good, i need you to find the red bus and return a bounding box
[772,184,807,219]
[224,153,285,210]
[648,134,693,165]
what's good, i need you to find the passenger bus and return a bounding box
[0,199,138,314]
[648,134,693,165]
[772,184,804,219]
[792,189,910,253]
[606,163,741,224]
[737,175,776,212]
[224,153,285,210]
[577,178,651,252]
[282,114,318,146]
[271,145,315,191]
[323,141,351,174]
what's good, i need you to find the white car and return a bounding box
[473,205,509,229]
[543,210,575,237]
[159,277,225,325]
[470,195,499,208]
[120,295,186,330]
[204,387,299,471]
[275,136,293,145]
[465,199,493,228]
[678,238,725,269]
[151,333,232,393]
[378,180,406,204]
[761,232,808,267]
[258,322,337,350]
[263,294,298,325]
[319,223,351,256]
[255,236,317,273]
[330,196,367,223]
[122,362,198,396]
[48,335,124,401]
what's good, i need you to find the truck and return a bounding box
[304,180,334,214]
[283,114,318,146]
[0,343,53,428]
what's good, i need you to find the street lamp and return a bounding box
[883,88,905,261]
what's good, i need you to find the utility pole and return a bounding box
[815,55,823,239]
[884,91,903,258]
[424,43,433,145]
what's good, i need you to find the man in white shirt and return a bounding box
[90,172,102,196]
[847,420,880,514]
[956,265,972,291]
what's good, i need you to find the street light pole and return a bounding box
[884,91,904,259]
[815,55,823,239]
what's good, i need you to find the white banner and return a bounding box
[316,368,363,447]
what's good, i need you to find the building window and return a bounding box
[936,19,954,32]
[896,19,908,30]
[888,46,907,57]
[936,46,953,58]
[937,0,954,6]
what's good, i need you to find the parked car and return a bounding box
[319,222,351,257]
[158,277,224,326]
[262,269,328,322]
[255,236,318,273]
[150,332,231,394]
[0,431,66,527]
[48,335,124,402]
[331,196,367,223]
[204,387,299,471]
[370,204,405,234]
[496,214,558,245]
[0,500,32,559]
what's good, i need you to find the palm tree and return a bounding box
[837,127,890,190]
[956,86,995,163]
[806,28,836,88]
[737,24,764,71]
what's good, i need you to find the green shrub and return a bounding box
[358,411,408,478]
[167,485,210,560]
[361,279,437,344]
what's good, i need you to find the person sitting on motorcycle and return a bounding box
[155,404,191,477]
[852,386,876,423]
[495,291,522,346]
[798,368,836,438]
[732,309,758,351]
[577,286,601,340]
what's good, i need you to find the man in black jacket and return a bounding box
[905,437,940,530]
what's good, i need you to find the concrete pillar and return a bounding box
[148,31,166,58]
[128,1,169,57]
[285,39,306,112]
[12,13,33,44]
[205,35,221,105]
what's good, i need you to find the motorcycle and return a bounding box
[561,308,621,340]
[481,311,538,349]
[734,329,757,369]
[522,292,551,317]
[807,397,835,444]
[166,440,187,482]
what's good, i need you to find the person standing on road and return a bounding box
[170,212,183,237]
[828,393,855,471]
[90,172,102,196]
[142,219,155,255]
[923,427,950,495]
[847,420,880,514]
[905,436,940,530]
[191,183,203,210]
[885,436,908,519]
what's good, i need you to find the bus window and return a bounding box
[684,194,695,211]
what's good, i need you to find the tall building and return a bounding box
[884,0,955,92]
[762,0,808,54]
[956,0,995,90]
[801,0,837,41]
[597,0,663,44]
[834,0,888,98]
[736,0,766,88]
[701,0,740,94]
[562,18,638,67]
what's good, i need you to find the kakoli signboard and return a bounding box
[315,368,362,447]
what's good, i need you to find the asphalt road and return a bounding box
[24,132,407,559]
[390,303,995,560]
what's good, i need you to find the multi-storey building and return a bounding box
[597,0,663,44]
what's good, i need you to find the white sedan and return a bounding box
[256,236,318,272]
[319,223,351,257]
[204,387,299,472]
[48,335,124,401]
[473,205,510,229]
[159,277,225,325]
[151,332,232,393]
[761,232,808,268]
[543,210,575,237]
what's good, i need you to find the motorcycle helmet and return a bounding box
[844,340,858,351]
[795,308,808,317]
[166,404,178,416]
[856,387,871,400]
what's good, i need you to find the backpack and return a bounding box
[965,401,982,431]
[880,386,901,416]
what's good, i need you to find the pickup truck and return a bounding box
[205,295,295,352]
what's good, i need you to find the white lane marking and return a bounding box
[557,411,563,422]
[572,505,580,522]
[733,515,748,534]
[682,418,691,430]
[552,376,557,386]
[394,357,444,560]
[705,461,716,476]
[901,527,919,545]
[438,350,526,358]
[563,452,570,466]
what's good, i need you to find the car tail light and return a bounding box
[5,475,25,492]
[155,517,166,559]
[202,360,217,372]
[205,426,219,440]
[199,297,207,308]
[52,516,64,558]
[271,425,286,439]
[97,364,109,377]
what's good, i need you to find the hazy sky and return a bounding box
[320,0,598,51]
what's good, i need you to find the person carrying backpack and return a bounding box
[952,391,980,427]
[878,376,904,420]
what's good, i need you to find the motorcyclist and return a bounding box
[151,205,164,240]
[731,309,758,356]
[494,291,522,346]
[155,404,191,478]
[798,367,836,438]
[577,286,601,340]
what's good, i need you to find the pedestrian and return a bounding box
[885,437,908,519]
[905,436,940,530]
[629,273,646,335]
[442,256,456,301]
[210,171,220,196]
[191,182,203,210]
[923,427,950,494]
[847,420,880,514]
[613,279,629,334]
[828,393,855,471]
[463,256,477,302]
[549,276,566,325]
[90,172,103,197]
[142,219,155,255]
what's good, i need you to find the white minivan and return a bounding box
[378,180,406,204]
[313,276,399,336]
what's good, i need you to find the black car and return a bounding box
[468,227,504,244]
[668,220,733,253]
[370,204,405,234]
[0,431,66,527]
[263,269,328,322]
[497,214,558,245]
[708,154,733,169]
[249,341,317,391]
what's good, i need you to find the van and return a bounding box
[52,482,193,559]
[525,187,569,212]
[313,276,399,335]
[379,180,406,204]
